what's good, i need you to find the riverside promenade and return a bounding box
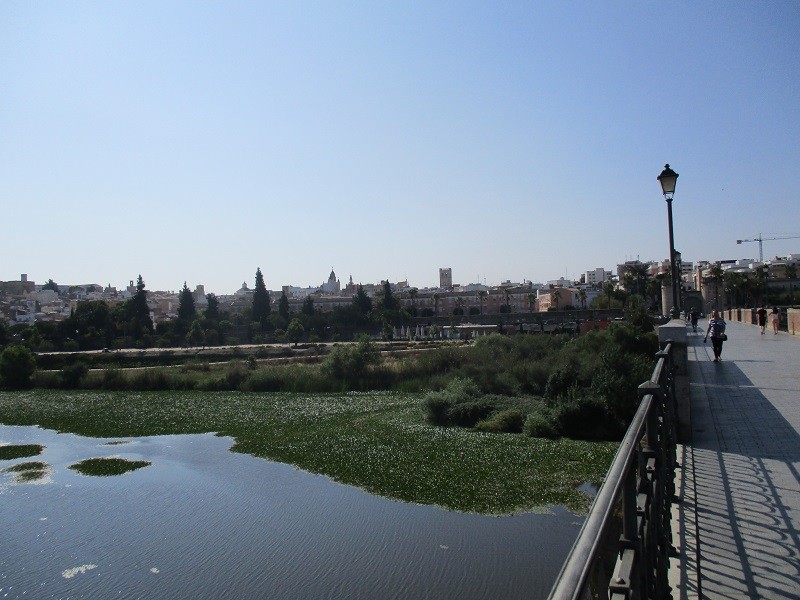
[670,318,800,599]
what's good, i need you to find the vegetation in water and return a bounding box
[0,322,658,513]
[69,457,151,477]
[2,460,50,482]
[0,389,616,513]
[0,443,44,460]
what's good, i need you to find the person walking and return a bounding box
[771,306,780,334]
[757,305,768,334]
[704,310,727,362]
[690,308,699,333]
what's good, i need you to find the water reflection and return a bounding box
[0,424,583,600]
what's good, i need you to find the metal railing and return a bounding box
[548,343,678,599]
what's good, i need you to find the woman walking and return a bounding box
[771,306,780,334]
[704,310,727,362]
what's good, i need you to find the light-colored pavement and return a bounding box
[671,319,800,599]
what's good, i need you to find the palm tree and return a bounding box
[527,292,537,313]
[502,288,512,313]
[577,288,587,310]
[706,264,724,311]
[603,281,615,310]
[551,288,561,312]
[478,290,487,315]
[454,296,465,316]
[433,293,440,317]
[785,263,797,303]
[408,288,418,316]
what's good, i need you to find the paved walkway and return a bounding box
[670,319,800,599]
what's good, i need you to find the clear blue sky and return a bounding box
[2,2,799,294]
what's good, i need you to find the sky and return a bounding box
[2,2,799,295]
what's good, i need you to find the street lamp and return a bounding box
[657,164,680,318]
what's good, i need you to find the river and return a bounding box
[1,424,582,599]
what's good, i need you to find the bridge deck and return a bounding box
[670,319,800,599]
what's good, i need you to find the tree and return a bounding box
[42,279,59,293]
[252,268,271,328]
[433,293,440,317]
[178,282,196,323]
[125,274,154,341]
[279,291,290,321]
[785,263,797,303]
[408,288,418,316]
[527,292,536,313]
[578,288,587,310]
[0,345,36,388]
[603,281,616,310]
[302,296,315,316]
[478,290,487,315]
[353,284,372,315]
[66,300,113,349]
[706,264,724,310]
[286,318,304,346]
[551,288,561,312]
[377,281,398,311]
[502,288,512,313]
[186,319,205,347]
[453,297,465,316]
[204,293,220,321]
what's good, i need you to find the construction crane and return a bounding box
[736,233,800,262]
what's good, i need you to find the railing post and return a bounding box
[657,321,690,442]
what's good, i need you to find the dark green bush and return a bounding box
[523,412,560,439]
[554,395,617,440]
[423,377,480,425]
[61,362,89,389]
[476,409,526,433]
[447,398,496,427]
[0,345,36,388]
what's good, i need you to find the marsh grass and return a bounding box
[0,389,615,513]
[69,457,151,476]
[0,443,44,460]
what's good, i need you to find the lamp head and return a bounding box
[657,164,678,198]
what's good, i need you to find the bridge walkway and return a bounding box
[670,319,800,599]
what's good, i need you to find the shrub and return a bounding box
[321,335,380,383]
[422,377,480,425]
[61,362,89,389]
[0,345,36,388]
[544,369,577,399]
[446,398,495,427]
[476,409,526,433]
[523,412,560,439]
[554,395,617,440]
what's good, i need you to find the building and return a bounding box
[439,268,452,289]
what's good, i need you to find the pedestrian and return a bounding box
[757,305,768,335]
[690,308,699,332]
[704,310,727,362]
[771,306,780,334]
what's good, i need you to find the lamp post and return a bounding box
[657,164,680,319]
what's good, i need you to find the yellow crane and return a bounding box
[736,233,800,262]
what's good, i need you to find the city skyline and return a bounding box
[2,3,799,294]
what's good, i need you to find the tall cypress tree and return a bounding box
[353,284,372,315]
[252,268,271,328]
[178,282,196,323]
[130,274,153,339]
[278,291,290,321]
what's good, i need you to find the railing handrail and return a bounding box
[547,342,676,599]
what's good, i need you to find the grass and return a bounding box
[69,457,151,476]
[0,389,617,514]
